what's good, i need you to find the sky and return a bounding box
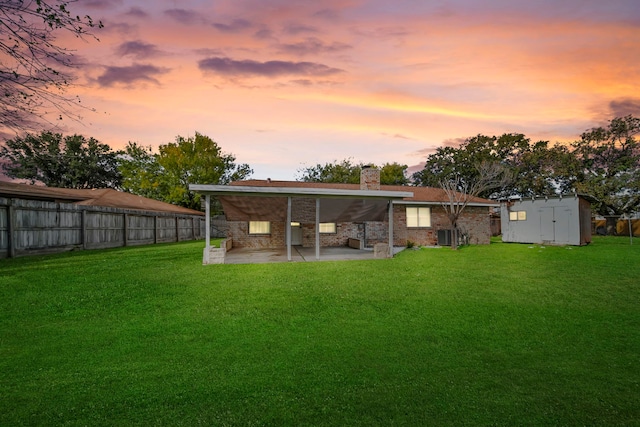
[21,0,640,180]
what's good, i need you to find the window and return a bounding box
[319,223,336,233]
[249,221,271,234]
[406,207,431,228]
[509,211,527,221]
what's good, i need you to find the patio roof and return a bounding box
[189,183,414,263]
[189,184,413,199]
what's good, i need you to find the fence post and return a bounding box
[123,213,128,247]
[7,199,15,258]
[175,216,179,242]
[82,209,87,250]
[154,216,158,244]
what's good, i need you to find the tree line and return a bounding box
[298,115,639,244]
[1,115,638,226]
[0,132,252,211]
[301,115,640,223]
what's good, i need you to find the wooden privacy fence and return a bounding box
[593,219,640,237]
[0,197,207,258]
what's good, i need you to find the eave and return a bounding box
[189,184,413,200]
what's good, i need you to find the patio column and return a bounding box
[388,200,393,257]
[315,198,320,260]
[205,194,211,250]
[203,194,211,264]
[287,196,292,261]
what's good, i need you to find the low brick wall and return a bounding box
[203,246,225,264]
[203,238,233,264]
[373,243,390,258]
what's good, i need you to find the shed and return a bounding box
[500,194,592,246]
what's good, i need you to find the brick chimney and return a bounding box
[360,165,380,191]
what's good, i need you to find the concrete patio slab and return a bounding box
[223,246,405,264]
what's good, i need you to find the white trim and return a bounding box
[388,201,393,255]
[393,200,498,207]
[189,184,413,200]
[205,194,210,250]
[287,197,292,261]
[315,198,320,260]
[204,194,211,264]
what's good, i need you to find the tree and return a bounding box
[297,158,361,184]
[297,159,409,185]
[118,142,165,201]
[380,162,409,185]
[571,115,640,233]
[440,162,513,250]
[0,131,121,188]
[413,134,528,198]
[412,133,578,199]
[511,141,579,197]
[0,0,102,133]
[119,133,252,210]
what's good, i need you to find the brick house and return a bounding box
[191,168,496,261]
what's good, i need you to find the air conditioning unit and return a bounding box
[437,229,451,246]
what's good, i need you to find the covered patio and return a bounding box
[189,183,413,264]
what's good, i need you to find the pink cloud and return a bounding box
[96,64,170,87]
[198,57,344,78]
[164,8,205,25]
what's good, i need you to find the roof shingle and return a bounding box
[231,179,495,205]
[0,181,204,215]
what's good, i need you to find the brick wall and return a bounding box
[226,201,491,249]
[364,221,387,247]
[456,206,491,244]
[388,205,490,247]
[360,167,381,191]
[292,198,316,222]
[227,220,286,248]
[301,222,361,247]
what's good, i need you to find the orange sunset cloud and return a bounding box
[3,0,639,178]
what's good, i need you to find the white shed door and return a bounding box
[540,206,571,244]
[554,207,571,244]
[540,207,555,242]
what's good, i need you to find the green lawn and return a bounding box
[1,237,639,426]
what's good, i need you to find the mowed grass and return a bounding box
[0,237,638,426]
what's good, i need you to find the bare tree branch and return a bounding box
[0,0,102,134]
[440,161,512,249]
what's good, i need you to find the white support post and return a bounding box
[203,194,211,265]
[205,195,211,250]
[287,197,292,261]
[388,200,394,257]
[315,198,320,260]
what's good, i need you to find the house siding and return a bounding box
[392,205,490,247]
[226,201,491,249]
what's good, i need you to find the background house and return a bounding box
[215,168,496,250]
